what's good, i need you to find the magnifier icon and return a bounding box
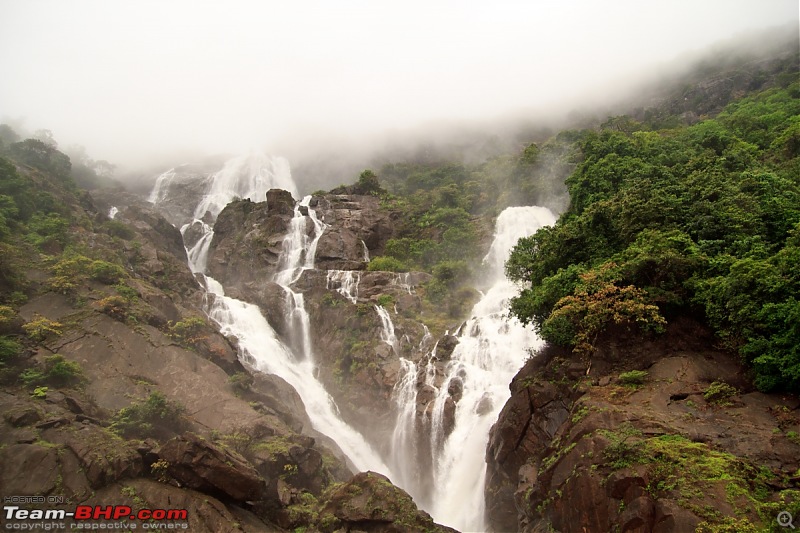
[779,511,796,529]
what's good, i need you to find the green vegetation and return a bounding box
[367,256,408,272]
[600,423,643,470]
[110,391,188,440]
[167,316,209,349]
[507,82,800,391]
[19,354,85,387]
[618,370,648,387]
[703,381,738,405]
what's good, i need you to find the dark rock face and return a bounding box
[484,321,800,532]
[207,197,294,286]
[313,194,399,267]
[319,471,458,533]
[159,433,267,502]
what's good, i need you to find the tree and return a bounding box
[355,169,382,195]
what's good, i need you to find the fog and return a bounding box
[0,0,796,184]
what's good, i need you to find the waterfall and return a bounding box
[375,305,400,355]
[204,277,391,472]
[151,152,393,477]
[360,240,370,262]
[148,168,177,204]
[388,358,420,493]
[148,150,558,531]
[326,270,361,304]
[392,272,414,294]
[193,151,297,220]
[181,220,214,274]
[108,206,119,219]
[392,206,556,531]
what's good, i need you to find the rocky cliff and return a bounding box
[0,161,455,533]
[485,319,800,532]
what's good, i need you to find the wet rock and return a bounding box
[0,443,60,495]
[60,424,143,488]
[435,335,459,361]
[319,471,457,532]
[266,188,296,216]
[4,406,42,427]
[619,495,655,533]
[159,432,267,502]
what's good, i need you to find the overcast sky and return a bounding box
[0,0,796,168]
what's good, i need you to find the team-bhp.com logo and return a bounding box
[4,505,188,529]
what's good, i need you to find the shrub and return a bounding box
[0,336,21,366]
[0,305,16,328]
[20,354,84,387]
[601,423,643,469]
[367,256,408,273]
[376,294,395,308]
[619,370,648,386]
[22,315,63,341]
[228,371,254,394]
[103,220,135,240]
[541,264,667,353]
[89,260,126,284]
[94,295,130,320]
[110,391,188,440]
[168,316,208,348]
[703,381,738,405]
[31,386,48,399]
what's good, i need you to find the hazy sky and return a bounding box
[0,0,796,168]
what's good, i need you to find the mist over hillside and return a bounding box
[1,0,796,184]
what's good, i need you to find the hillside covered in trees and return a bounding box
[506,79,800,392]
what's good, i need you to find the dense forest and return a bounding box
[506,80,800,392]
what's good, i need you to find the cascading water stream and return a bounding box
[390,206,557,531]
[150,151,557,531]
[148,151,393,476]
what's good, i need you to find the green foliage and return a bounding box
[89,260,126,284]
[541,264,666,353]
[376,294,395,308]
[618,370,648,386]
[94,295,130,321]
[228,371,254,393]
[102,220,135,240]
[0,336,21,366]
[22,315,63,341]
[110,391,188,440]
[601,423,643,470]
[9,139,72,181]
[508,82,800,390]
[25,213,70,250]
[168,316,209,349]
[354,169,383,195]
[20,354,84,387]
[367,256,408,273]
[703,381,738,405]
[31,386,48,399]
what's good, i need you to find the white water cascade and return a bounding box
[326,270,361,304]
[149,150,558,531]
[148,151,393,475]
[393,205,557,532]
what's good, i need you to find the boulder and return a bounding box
[319,471,458,532]
[266,189,296,216]
[158,432,267,502]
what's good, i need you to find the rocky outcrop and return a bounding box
[485,319,800,532]
[317,471,459,533]
[208,196,294,286]
[159,432,267,502]
[313,194,400,267]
